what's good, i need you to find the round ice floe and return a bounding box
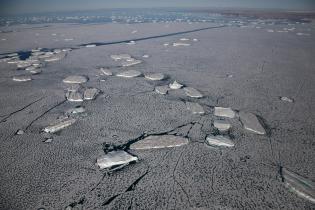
[144,73,165,81]
[63,75,88,84]
[116,70,142,78]
[184,87,203,98]
[130,135,189,150]
[12,75,32,82]
[206,135,234,147]
[169,81,183,89]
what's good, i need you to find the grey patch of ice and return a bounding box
[44,138,53,143]
[126,40,136,45]
[193,38,199,42]
[214,107,235,118]
[63,75,88,84]
[296,32,310,36]
[169,81,183,89]
[131,30,138,34]
[281,168,315,204]
[100,68,113,76]
[66,84,81,92]
[163,43,169,46]
[213,120,231,132]
[116,70,142,78]
[280,96,294,103]
[96,150,138,169]
[206,135,234,147]
[121,59,142,67]
[180,38,190,41]
[173,42,191,47]
[68,106,85,114]
[186,102,204,114]
[43,118,76,133]
[12,75,32,82]
[155,85,169,95]
[239,111,266,135]
[142,54,150,58]
[16,129,24,135]
[29,68,42,75]
[144,73,165,81]
[66,91,83,102]
[130,135,189,150]
[86,44,96,48]
[84,88,99,100]
[110,54,131,61]
[184,87,203,98]
[267,29,274,32]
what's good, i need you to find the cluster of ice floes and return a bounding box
[0,48,71,82]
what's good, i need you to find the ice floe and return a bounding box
[116,70,142,78]
[280,96,294,103]
[281,168,315,204]
[84,88,99,100]
[97,150,138,169]
[144,73,165,81]
[100,68,113,76]
[43,118,76,133]
[173,42,191,47]
[214,107,235,118]
[86,44,96,48]
[63,75,88,84]
[66,91,84,102]
[110,54,131,61]
[130,135,189,150]
[213,120,231,132]
[184,87,203,98]
[186,102,205,114]
[121,59,142,67]
[12,75,32,82]
[169,80,183,89]
[239,111,266,135]
[155,85,169,95]
[206,135,234,147]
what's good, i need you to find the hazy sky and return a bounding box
[1,0,315,14]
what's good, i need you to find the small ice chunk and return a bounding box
[43,118,76,133]
[12,75,32,82]
[131,30,138,34]
[206,135,234,147]
[213,120,231,131]
[281,168,315,204]
[100,68,113,76]
[96,150,138,169]
[173,42,191,47]
[84,88,99,100]
[66,91,83,102]
[66,84,81,92]
[169,81,183,89]
[29,68,42,75]
[155,85,169,95]
[163,43,169,46]
[144,73,165,81]
[126,40,136,45]
[110,54,131,61]
[184,87,203,98]
[239,111,266,135]
[267,29,274,32]
[121,59,142,67]
[44,138,53,143]
[180,38,190,41]
[68,106,85,114]
[63,75,88,84]
[130,135,189,150]
[214,107,235,118]
[280,96,294,103]
[186,102,204,114]
[116,70,142,78]
[193,38,198,42]
[142,54,150,58]
[86,44,96,48]
[16,129,24,135]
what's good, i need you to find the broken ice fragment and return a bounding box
[29,68,42,75]
[144,73,165,81]
[43,119,76,133]
[66,84,81,92]
[180,38,189,41]
[281,168,315,204]
[206,135,234,147]
[126,40,136,45]
[142,54,150,58]
[96,150,138,169]
[130,135,189,150]
[186,102,204,114]
[213,120,231,132]
[84,88,99,100]
[100,68,113,76]
[63,75,88,84]
[155,85,169,95]
[169,81,183,89]
[116,70,142,78]
[280,96,294,103]
[110,54,131,61]
[12,75,32,82]
[16,129,24,135]
[68,106,85,114]
[193,38,198,42]
[214,107,235,118]
[184,87,203,98]
[173,42,191,47]
[239,111,266,135]
[66,91,83,102]
[121,59,142,67]
[86,44,96,48]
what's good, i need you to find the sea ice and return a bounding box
[84,88,99,100]
[180,38,190,41]
[66,91,83,102]
[121,59,142,67]
[100,68,113,76]
[144,73,165,81]
[110,54,131,61]
[16,129,24,135]
[86,44,96,48]
[213,120,231,131]
[63,75,88,84]
[281,168,315,204]
[96,150,138,169]
[239,111,266,135]
[206,135,234,147]
[155,85,169,95]
[169,81,183,89]
[68,106,85,114]
[173,42,191,47]
[280,96,294,103]
[142,54,150,58]
[12,75,32,82]
[116,70,142,78]
[186,102,205,114]
[214,107,235,118]
[130,135,189,150]
[43,118,76,133]
[184,87,203,98]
